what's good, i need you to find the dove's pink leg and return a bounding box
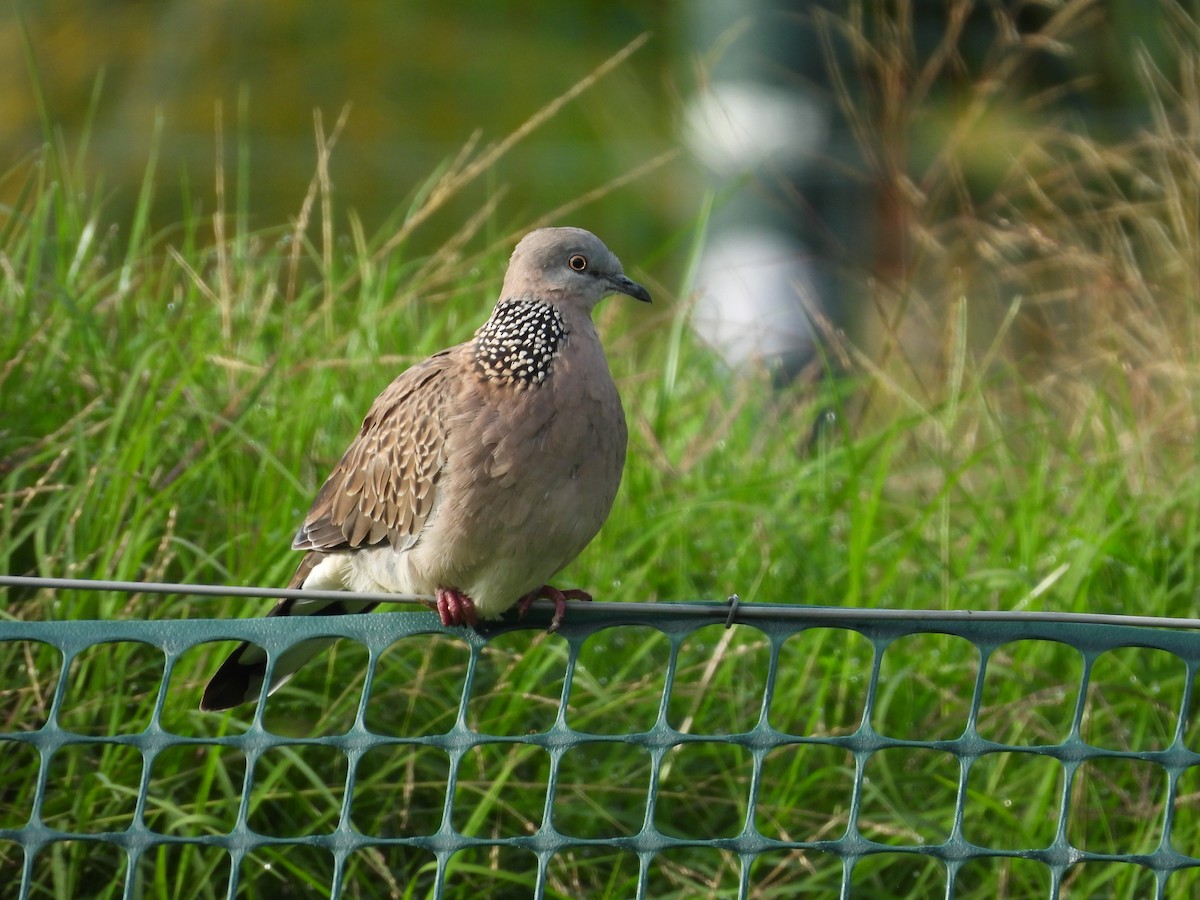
[517,585,593,632]
[434,587,478,627]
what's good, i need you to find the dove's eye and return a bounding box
[568,254,588,272]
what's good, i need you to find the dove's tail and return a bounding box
[199,553,378,711]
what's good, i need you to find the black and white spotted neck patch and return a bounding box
[473,299,568,387]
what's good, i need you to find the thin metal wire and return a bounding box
[3,574,1200,631]
[0,574,434,606]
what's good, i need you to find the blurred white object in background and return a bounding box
[684,80,830,379]
[684,80,828,176]
[691,227,817,378]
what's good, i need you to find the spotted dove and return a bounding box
[200,227,650,710]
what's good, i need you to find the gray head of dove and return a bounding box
[501,227,652,310]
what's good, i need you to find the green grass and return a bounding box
[7,3,1200,896]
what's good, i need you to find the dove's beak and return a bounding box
[609,274,652,303]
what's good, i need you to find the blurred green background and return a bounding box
[0,0,1187,299]
[1,0,679,254]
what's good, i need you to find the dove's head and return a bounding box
[501,227,651,311]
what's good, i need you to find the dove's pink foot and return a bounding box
[434,587,478,627]
[517,585,593,632]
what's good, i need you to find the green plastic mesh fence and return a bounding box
[4,589,1200,898]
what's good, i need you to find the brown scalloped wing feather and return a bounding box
[293,349,454,553]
